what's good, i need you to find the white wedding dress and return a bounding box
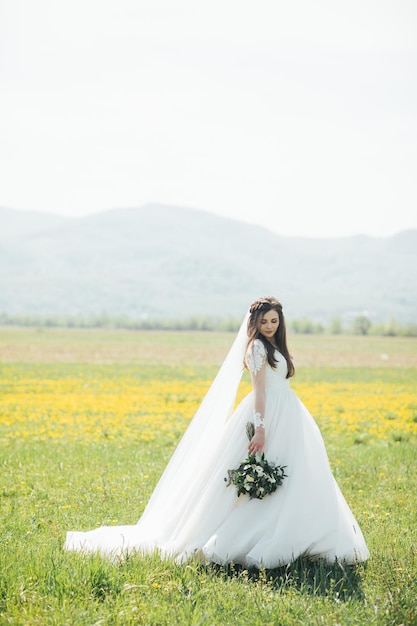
[65,332,369,568]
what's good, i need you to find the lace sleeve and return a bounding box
[246,339,267,376]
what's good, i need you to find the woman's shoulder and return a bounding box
[252,337,266,350]
[245,338,267,374]
[246,338,266,354]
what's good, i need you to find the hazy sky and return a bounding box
[1,0,416,237]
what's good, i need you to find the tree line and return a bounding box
[291,315,417,337]
[0,312,416,336]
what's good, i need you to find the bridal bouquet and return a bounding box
[225,422,287,500]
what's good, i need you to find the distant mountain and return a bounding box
[0,204,416,323]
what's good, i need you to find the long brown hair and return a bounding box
[245,296,295,378]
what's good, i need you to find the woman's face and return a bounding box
[258,309,280,341]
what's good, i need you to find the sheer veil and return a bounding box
[134,311,250,546]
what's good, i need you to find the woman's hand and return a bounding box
[248,428,265,455]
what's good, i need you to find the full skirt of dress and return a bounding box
[65,375,369,568]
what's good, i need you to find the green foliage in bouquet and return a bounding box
[225,422,287,500]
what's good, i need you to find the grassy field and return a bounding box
[0,328,416,625]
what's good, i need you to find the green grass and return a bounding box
[1,437,416,625]
[0,331,416,625]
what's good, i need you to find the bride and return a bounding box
[65,296,369,568]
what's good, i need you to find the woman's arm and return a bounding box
[246,340,266,455]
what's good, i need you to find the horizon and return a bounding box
[1,203,416,240]
[1,201,415,324]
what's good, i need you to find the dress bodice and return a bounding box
[268,350,288,378]
[246,339,290,391]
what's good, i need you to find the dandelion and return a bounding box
[0,365,415,447]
